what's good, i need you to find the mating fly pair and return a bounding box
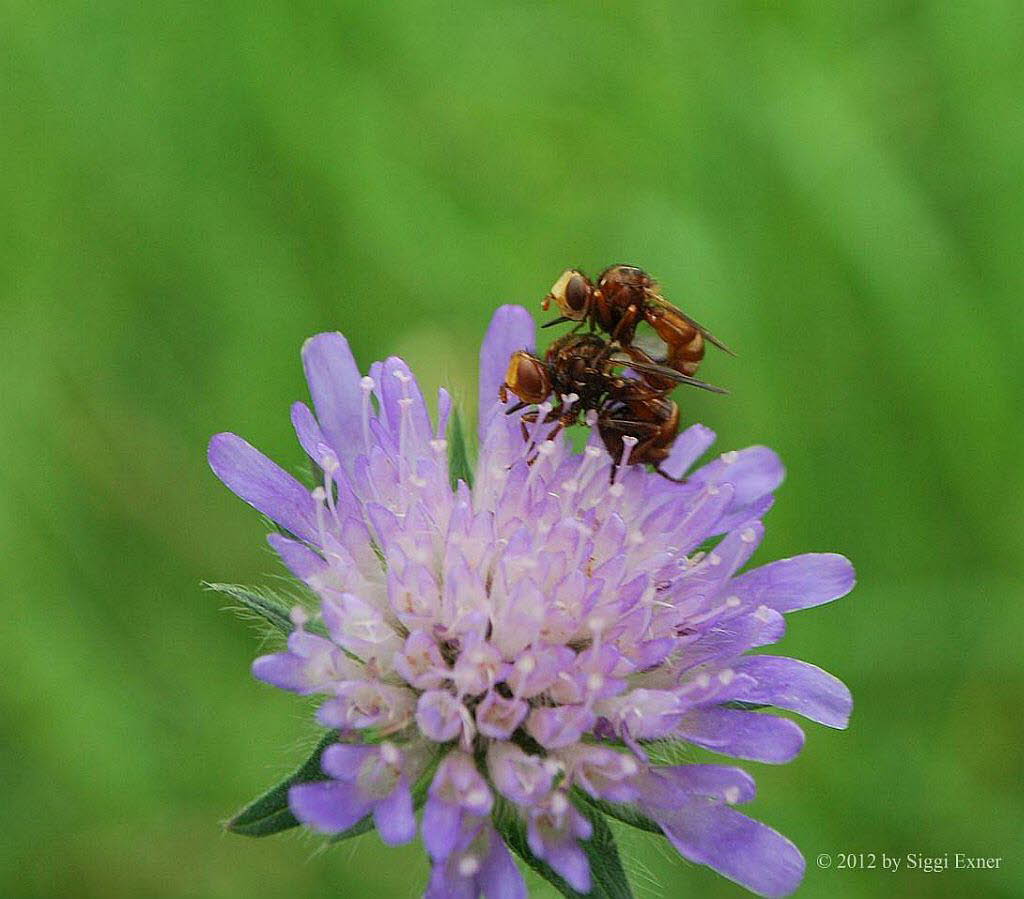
[500,265,732,481]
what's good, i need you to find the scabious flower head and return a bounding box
[209,306,855,898]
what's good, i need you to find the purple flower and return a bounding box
[210,306,855,897]
[290,741,426,845]
[526,790,594,892]
[425,821,525,899]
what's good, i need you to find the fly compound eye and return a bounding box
[564,272,591,314]
[545,269,587,320]
[506,352,550,404]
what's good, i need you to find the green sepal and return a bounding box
[493,795,635,898]
[226,732,336,836]
[448,407,474,490]
[205,582,296,635]
[206,582,329,638]
[721,700,772,711]
[574,791,662,836]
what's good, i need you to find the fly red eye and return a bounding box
[516,359,545,396]
[565,273,590,313]
[505,352,550,404]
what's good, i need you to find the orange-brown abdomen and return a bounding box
[648,307,705,376]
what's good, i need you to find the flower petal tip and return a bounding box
[478,305,537,430]
[207,431,239,472]
[301,330,349,357]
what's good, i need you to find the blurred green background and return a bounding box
[3,2,1021,897]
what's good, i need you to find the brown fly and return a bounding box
[499,332,725,481]
[541,264,734,379]
[596,380,684,478]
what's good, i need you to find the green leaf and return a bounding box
[574,791,662,836]
[493,795,635,899]
[227,732,336,836]
[575,801,636,898]
[205,582,295,635]
[448,407,474,489]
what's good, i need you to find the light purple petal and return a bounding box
[290,401,337,467]
[690,446,784,507]
[314,698,349,730]
[320,744,375,780]
[679,522,764,598]
[563,745,641,803]
[394,631,448,691]
[714,493,775,533]
[301,332,364,458]
[267,533,326,583]
[478,305,536,435]
[654,801,805,897]
[317,683,415,732]
[477,825,528,899]
[666,483,735,555]
[429,751,493,815]
[208,433,318,542]
[674,708,805,763]
[425,860,476,899]
[544,841,590,893]
[643,765,756,805]
[475,691,528,739]
[378,356,432,447]
[321,592,395,654]
[250,643,347,694]
[250,652,310,693]
[525,705,596,749]
[416,690,466,742]
[679,607,786,669]
[488,743,554,805]
[728,656,852,728]
[295,631,358,686]
[677,671,758,714]
[525,799,593,892]
[374,777,416,845]
[660,423,716,479]
[729,553,856,613]
[506,646,576,699]
[288,780,372,834]
[422,794,464,860]
[599,688,683,740]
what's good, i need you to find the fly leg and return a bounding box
[519,409,538,443]
[652,466,689,484]
[610,304,641,343]
[534,409,577,450]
